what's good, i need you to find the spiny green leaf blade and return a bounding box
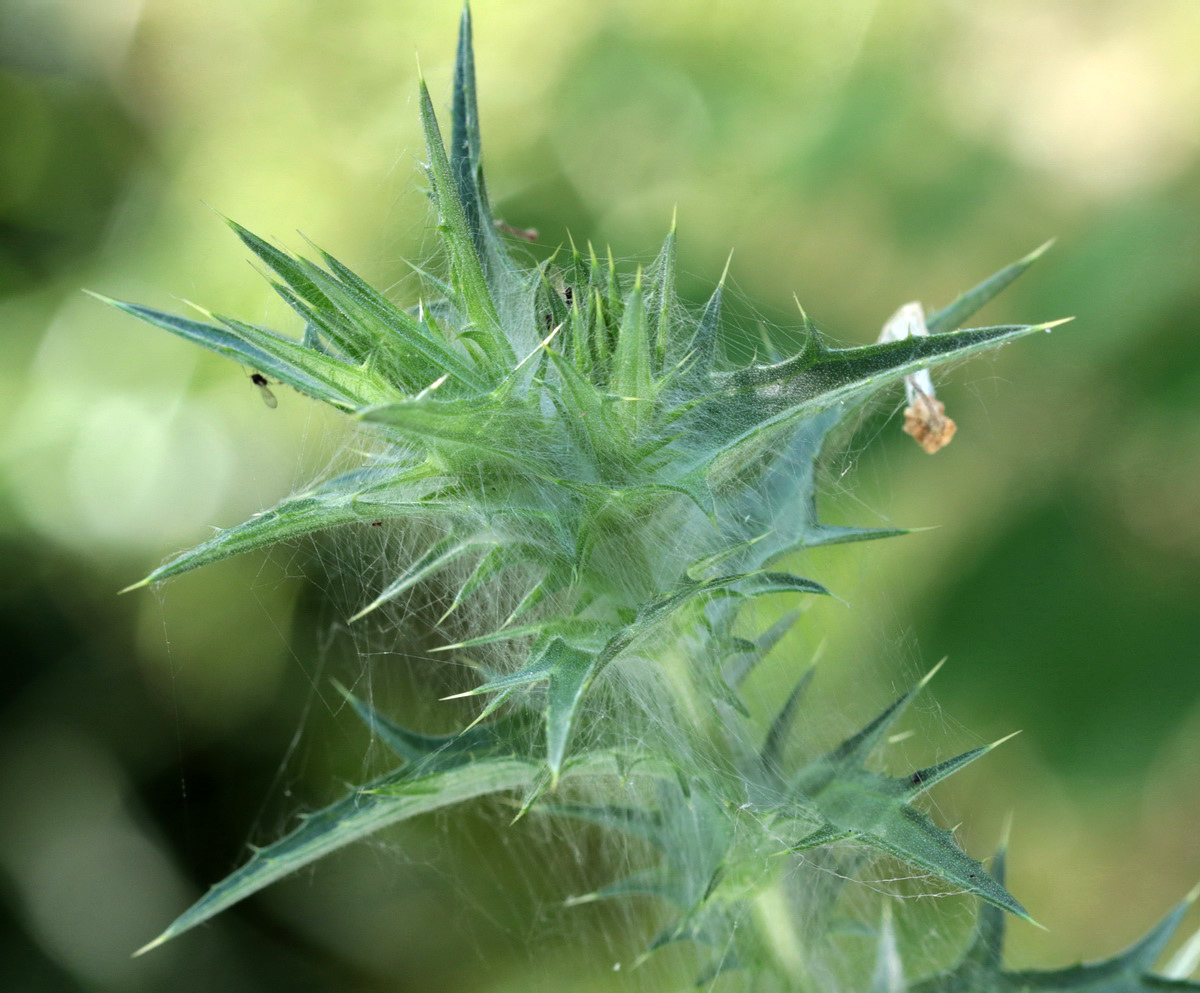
[545,640,598,781]
[134,757,539,955]
[926,239,1054,334]
[94,295,375,411]
[706,320,1071,474]
[864,805,1029,921]
[125,467,439,589]
[418,76,512,366]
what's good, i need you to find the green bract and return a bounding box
[106,6,1194,990]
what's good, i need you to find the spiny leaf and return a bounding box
[137,745,637,956]
[545,638,599,781]
[545,348,615,468]
[728,408,907,569]
[417,75,512,366]
[91,294,388,411]
[450,3,491,259]
[433,616,606,652]
[791,823,856,850]
[134,756,540,956]
[458,569,828,780]
[815,659,945,773]
[437,545,516,621]
[333,679,528,763]
[783,662,1028,922]
[911,870,1200,992]
[358,392,548,468]
[905,732,1021,798]
[723,608,803,688]
[310,242,494,392]
[717,319,1062,396]
[740,572,829,598]
[350,536,498,622]
[123,466,441,590]
[125,503,363,592]
[213,309,401,401]
[759,667,816,776]
[682,252,729,384]
[647,219,676,369]
[449,3,526,322]
[610,270,654,432]
[443,636,576,700]
[862,804,1028,922]
[229,224,481,396]
[925,239,1054,334]
[272,280,360,364]
[589,570,827,680]
[223,219,367,361]
[705,319,1072,477]
[554,785,732,913]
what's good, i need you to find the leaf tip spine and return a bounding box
[719,249,734,285]
[132,931,171,958]
[82,287,118,307]
[347,600,383,624]
[792,293,808,323]
[918,656,948,690]
[180,298,214,320]
[1025,236,1057,262]
[990,729,1022,750]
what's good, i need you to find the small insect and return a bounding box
[370,521,383,527]
[910,771,925,785]
[563,285,573,308]
[249,372,277,409]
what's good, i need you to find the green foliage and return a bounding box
[876,851,1200,993]
[106,6,1196,990]
[785,662,1028,922]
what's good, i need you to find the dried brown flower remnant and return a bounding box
[904,390,957,453]
[878,301,955,454]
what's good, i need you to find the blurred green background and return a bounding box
[2,0,1198,989]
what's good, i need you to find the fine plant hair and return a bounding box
[105,8,1200,991]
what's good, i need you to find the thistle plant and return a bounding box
[105,8,1199,990]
